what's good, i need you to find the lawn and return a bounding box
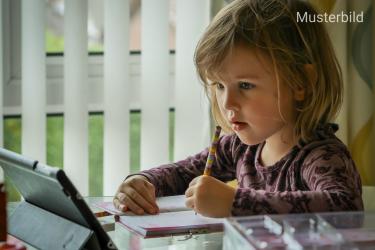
[3,111,175,201]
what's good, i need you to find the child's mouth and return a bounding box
[231,122,247,131]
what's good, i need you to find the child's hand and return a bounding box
[185,175,236,218]
[113,175,159,215]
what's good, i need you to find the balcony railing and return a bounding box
[0,0,214,196]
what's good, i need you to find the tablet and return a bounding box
[0,147,117,250]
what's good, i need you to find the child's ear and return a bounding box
[294,64,317,101]
[294,88,305,101]
[304,64,317,85]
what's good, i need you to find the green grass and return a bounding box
[89,114,104,196]
[46,29,103,53]
[3,111,175,201]
[46,30,64,53]
[47,116,64,168]
[169,111,175,161]
[3,118,21,201]
[130,112,140,174]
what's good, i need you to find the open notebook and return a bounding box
[95,195,223,237]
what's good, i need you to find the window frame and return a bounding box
[2,0,176,116]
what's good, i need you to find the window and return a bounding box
[4,111,175,201]
[3,0,177,200]
[46,0,176,53]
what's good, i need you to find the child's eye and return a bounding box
[215,82,225,90]
[239,81,255,90]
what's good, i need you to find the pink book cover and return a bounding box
[94,195,223,237]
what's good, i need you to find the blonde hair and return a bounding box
[194,0,343,143]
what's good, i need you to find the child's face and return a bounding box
[214,43,296,145]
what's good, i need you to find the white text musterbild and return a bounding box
[297,11,363,23]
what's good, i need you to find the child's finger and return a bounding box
[144,181,158,207]
[113,197,121,210]
[122,194,145,215]
[113,194,128,212]
[185,196,195,209]
[119,204,127,212]
[188,176,200,187]
[185,185,195,198]
[125,189,157,214]
[132,181,158,209]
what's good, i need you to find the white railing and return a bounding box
[21,0,46,163]
[140,0,170,170]
[1,0,212,196]
[64,0,89,196]
[103,0,131,196]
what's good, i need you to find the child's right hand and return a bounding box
[113,175,159,215]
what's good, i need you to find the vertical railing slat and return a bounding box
[140,0,170,169]
[21,0,46,162]
[103,0,131,195]
[174,0,211,161]
[64,0,89,195]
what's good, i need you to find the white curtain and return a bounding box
[313,0,375,185]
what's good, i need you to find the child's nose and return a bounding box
[222,90,239,111]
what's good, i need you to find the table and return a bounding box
[7,187,375,250]
[7,197,224,250]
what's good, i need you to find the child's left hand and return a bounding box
[185,175,236,218]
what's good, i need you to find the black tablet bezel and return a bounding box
[0,147,117,250]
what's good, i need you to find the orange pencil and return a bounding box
[203,126,221,176]
[94,211,111,218]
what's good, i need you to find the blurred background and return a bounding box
[1,0,374,202]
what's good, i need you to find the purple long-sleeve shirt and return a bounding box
[136,123,363,216]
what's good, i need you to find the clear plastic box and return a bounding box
[223,215,286,250]
[223,211,375,250]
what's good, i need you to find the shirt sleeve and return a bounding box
[133,134,238,196]
[231,143,364,216]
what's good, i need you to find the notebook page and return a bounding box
[155,195,188,212]
[118,210,224,237]
[94,195,189,216]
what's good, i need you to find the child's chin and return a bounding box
[236,134,263,146]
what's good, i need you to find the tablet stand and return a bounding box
[8,201,101,250]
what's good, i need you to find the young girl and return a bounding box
[113,0,363,218]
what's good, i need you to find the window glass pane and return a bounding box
[46,0,64,52]
[3,111,175,200]
[46,0,176,53]
[89,114,103,196]
[47,115,63,168]
[130,112,141,174]
[169,110,175,161]
[3,117,21,202]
